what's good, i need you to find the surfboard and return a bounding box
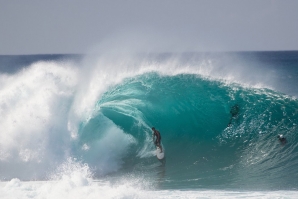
[156,146,165,159]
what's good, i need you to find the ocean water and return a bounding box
[0,51,298,198]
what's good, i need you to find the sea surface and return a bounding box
[0,51,298,198]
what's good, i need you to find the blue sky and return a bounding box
[1,0,298,54]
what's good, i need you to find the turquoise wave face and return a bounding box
[78,73,298,190]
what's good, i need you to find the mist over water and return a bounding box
[0,51,298,198]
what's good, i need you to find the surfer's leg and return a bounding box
[159,139,162,152]
[158,142,162,152]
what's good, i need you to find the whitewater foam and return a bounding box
[0,61,78,179]
[2,178,298,199]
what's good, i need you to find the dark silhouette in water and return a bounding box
[277,134,287,145]
[152,127,162,152]
[228,104,239,127]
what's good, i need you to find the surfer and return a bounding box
[152,127,162,152]
[228,104,240,126]
[277,134,287,145]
